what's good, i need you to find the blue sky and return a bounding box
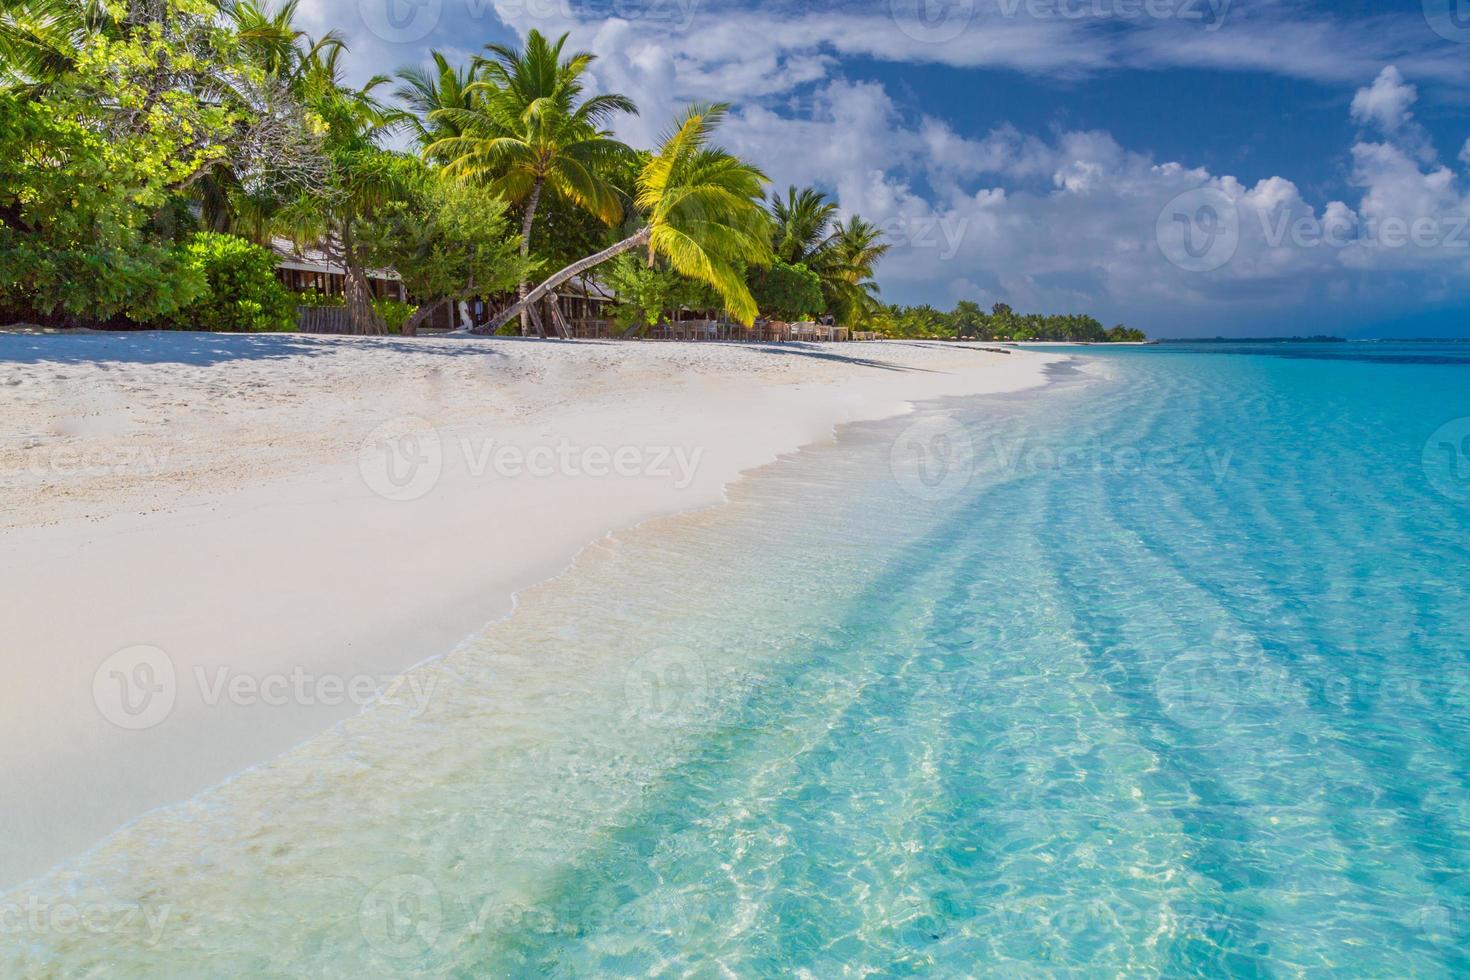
[312,0,1470,337]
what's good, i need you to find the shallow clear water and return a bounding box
[6,342,1470,976]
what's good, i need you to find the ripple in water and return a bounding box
[5,344,1470,976]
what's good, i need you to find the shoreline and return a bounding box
[0,332,1065,887]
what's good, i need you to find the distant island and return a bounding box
[1160,336,1348,344]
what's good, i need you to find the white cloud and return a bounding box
[320,1,1470,331]
[1352,66,1418,134]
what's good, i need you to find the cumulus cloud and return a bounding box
[319,0,1470,331]
[1352,66,1418,134]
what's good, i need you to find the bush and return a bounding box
[167,232,297,332]
[749,259,824,321]
[287,291,418,333]
[373,299,418,334]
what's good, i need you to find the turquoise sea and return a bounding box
[6,341,1470,976]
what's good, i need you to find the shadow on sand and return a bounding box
[0,330,513,368]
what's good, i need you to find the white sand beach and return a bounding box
[0,331,1061,887]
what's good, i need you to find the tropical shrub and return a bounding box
[167,232,296,331]
[603,253,723,334]
[373,299,419,334]
[0,83,210,324]
[748,259,824,320]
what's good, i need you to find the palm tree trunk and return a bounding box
[517,176,544,337]
[477,226,651,336]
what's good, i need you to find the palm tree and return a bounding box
[818,216,889,325]
[0,0,110,92]
[201,0,343,239]
[769,185,838,264]
[426,30,636,335]
[272,46,408,334]
[478,103,771,334]
[766,187,888,325]
[393,50,478,156]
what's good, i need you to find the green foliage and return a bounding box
[283,292,420,333]
[637,104,772,325]
[359,174,529,315]
[748,258,824,320]
[165,232,295,331]
[425,29,636,228]
[290,290,344,307]
[373,298,418,334]
[874,301,1145,342]
[766,188,889,325]
[770,186,838,265]
[0,0,324,326]
[873,303,950,339]
[603,253,722,333]
[0,78,211,323]
[486,103,778,333]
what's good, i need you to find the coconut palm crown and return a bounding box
[481,102,772,332]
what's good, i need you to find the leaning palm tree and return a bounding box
[426,30,636,335]
[478,103,771,334]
